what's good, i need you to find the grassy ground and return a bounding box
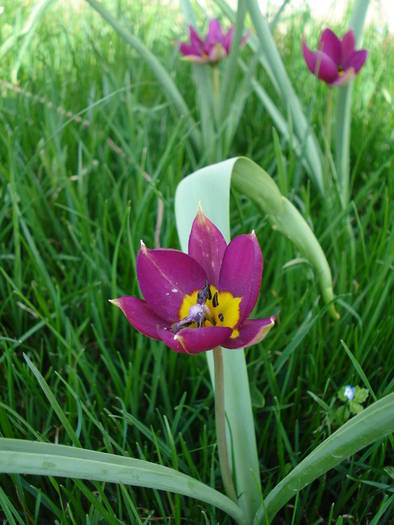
[0,0,393,523]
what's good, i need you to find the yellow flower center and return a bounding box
[179,285,241,339]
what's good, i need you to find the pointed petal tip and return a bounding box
[140,239,148,253]
[173,333,189,353]
[109,298,121,307]
[195,203,211,226]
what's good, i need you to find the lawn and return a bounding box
[0,0,393,523]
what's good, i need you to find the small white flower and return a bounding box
[344,385,355,401]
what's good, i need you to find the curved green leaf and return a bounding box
[231,158,338,318]
[176,157,338,319]
[0,439,244,523]
[254,393,394,523]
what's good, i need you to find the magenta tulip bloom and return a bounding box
[178,18,249,64]
[110,209,275,354]
[302,28,368,85]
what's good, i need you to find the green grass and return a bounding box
[0,0,393,523]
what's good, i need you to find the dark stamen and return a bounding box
[197,281,211,305]
[207,286,212,300]
[212,292,219,308]
[218,313,224,322]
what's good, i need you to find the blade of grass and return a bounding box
[85,0,200,150]
[245,0,324,193]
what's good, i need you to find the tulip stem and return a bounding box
[212,65,221,136]
[323,88,333,190]
[213,346,238,503]
[212,65,220,108]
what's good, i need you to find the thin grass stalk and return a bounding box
[213,0,280,93]
[0,0,56,78]
[218,0,247,120]
[180,0,215,157]
[85,0,200,150]
[335,0,370,206]
[245,0,324,193]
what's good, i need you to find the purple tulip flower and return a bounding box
[110,208,275,354]
[178,18,249,64]
[302,28,368,85]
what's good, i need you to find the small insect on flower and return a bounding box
[302,28,368,86]
[110,207,275,354]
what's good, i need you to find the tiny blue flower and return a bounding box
[344,385,355,401]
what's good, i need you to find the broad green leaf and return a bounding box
[85,0,200,150]
[175,158,260,522]
[0,439,244,523]
[254,393,394,524]
[174,157,337,520]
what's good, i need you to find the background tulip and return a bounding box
[302,28,367,85]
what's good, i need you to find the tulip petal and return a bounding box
[189,26,203,51]
[318,28,341,64]
[110,296,166,340]
[223,27,234,54]
[341,30,355,65]
[206,19,224,46]
[219,232,263,323]
[302,41,339,84]
[344,49,368,74]
[137,244,206,322]
[188,207,227,287]
[157,326,232,354]
[222,317,275,349]
[179,43,202,58]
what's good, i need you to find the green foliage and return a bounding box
[0,0,392,523]
[335,385,369,424]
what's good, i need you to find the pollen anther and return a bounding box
[212,292,219,308]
